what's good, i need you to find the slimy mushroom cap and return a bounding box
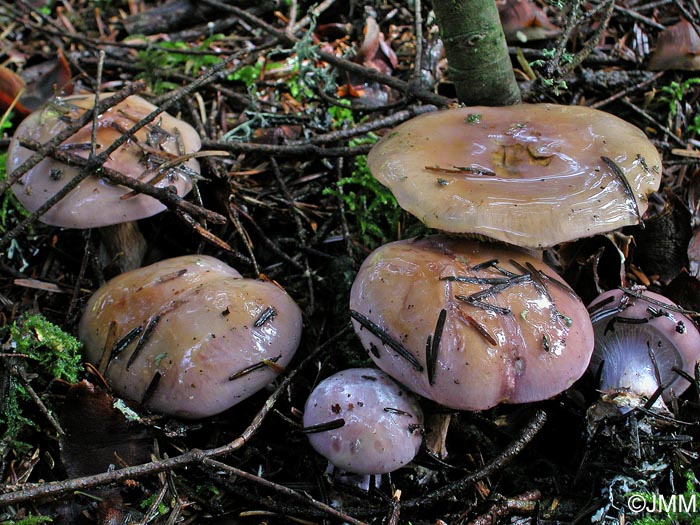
[303,368,423,475]
[588,289,700,401]
[349,236,595,410]
[368,104,662,248]
[7,93,200,228]
[79,255,303,419]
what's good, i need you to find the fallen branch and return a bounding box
[0,328,350,507]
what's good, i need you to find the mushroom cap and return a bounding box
[7,93,201,228]
[349,236,595,411]
[303,368,423,475]
[367,104,662,248]
[648,19,700,71]
[588,289,700,401]
[79,255,303,419]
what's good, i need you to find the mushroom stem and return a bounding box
[98,222,148,273]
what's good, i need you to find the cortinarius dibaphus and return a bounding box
[79,255,303,419]
[303,368,423,475]
[588,289,700,403]
[349,236,595,411]
[367,104,662,248]
[7,93,200,228]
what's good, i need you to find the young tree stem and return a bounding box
[432,0,521,106]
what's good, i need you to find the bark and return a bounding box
[432,0,521,106]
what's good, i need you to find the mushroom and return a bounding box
[6,93,201,271]
[303,368,423,475]
[349,235,595,411]
[79,255,303,419]
[497,0,560,43]
[587,289,700,405]
[367,104,662,249]
[648,19,700,71]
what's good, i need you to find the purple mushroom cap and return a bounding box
[79,255,303,419]
[303,368,423,475]
[7,93,199,228]
[349,236,595,411]
[588,289,700,401]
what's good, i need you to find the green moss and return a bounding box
[135,34,225,94]
[1,314,83,448]
[323,137,405,249]
[9,314,82,383]
[0,515,53,525]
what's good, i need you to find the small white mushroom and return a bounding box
[303,368,423,475]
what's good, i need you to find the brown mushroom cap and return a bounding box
[79,255,303,419]
[7,93,200,228]
[368,104,662,248]
[349,236,595,411]
[648,19,700,71]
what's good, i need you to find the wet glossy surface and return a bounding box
[349,236,595,410]
[303,368,423,475]
[368,104,662,248]
[79,255,303,419]
[8,94,200,228]
[588,289,700,401]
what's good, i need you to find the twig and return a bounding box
[620,97,687,147]
[470,490,541,525]
[0,328,350,506]
[289,104,437,145]
[285,0,298,37]
[201,140,372,157]
[15,139,227,225]
[412,0,424,83]
[293,0,337,32]
[90,50,106,160]
[384,489,402,525]
[9,362,65,436]
[403,410,547,508]
[589,71,665,109]
[203,458,368,525]
[199,0,452,107]
[613,4,665,30]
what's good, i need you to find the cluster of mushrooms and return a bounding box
[7,94,700,479]
[306,103,700,476]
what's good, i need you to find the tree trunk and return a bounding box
[432,0,521,106]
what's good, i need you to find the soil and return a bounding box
[0,0,699,524]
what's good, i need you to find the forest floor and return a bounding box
[1,0,700,523]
